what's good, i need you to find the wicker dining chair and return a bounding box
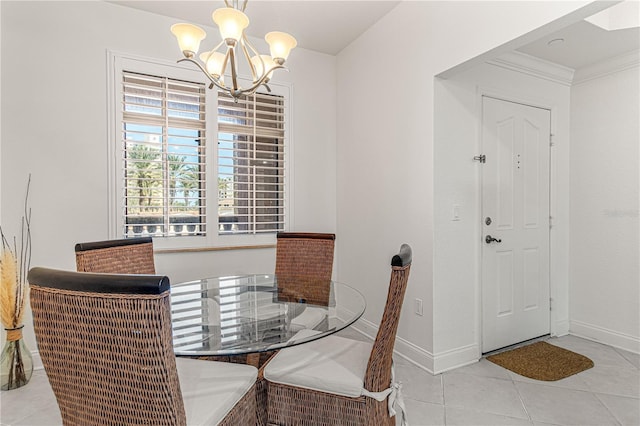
[264,244,413,426]
[275,232,336,330]
[275,232,336,281]
[75,237,156,274]
[28,267,258,426]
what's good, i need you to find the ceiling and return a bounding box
[517,19,639,70]
[108,1,401,55]
[109,1,639,69]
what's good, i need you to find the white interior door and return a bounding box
[481,96,551,353]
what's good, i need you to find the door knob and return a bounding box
[485,235,502,244]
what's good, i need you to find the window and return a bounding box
[217,91,286,234]
[121,71,206,238]
[110,54,290,248]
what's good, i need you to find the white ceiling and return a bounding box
[109,1,639,70]
[517,19,639,70]
[108,1,401,55]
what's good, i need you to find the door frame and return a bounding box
[475,86,564,358]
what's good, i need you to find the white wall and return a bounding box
[434,57,572,371]
[336,1,598,373]
[569,63,640,353]
[3,0,628,372]
[0,1,336,353]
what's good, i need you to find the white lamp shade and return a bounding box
[265,31,297,61]
[200,51,226,77]
[171,23,206,56]
[212,7,249,43]
[251,55,276,79]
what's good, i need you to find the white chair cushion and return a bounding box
[176,357,257,425]
[264,334,373,398]
[290,306,327,330]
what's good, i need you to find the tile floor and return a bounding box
[1,333,638,426]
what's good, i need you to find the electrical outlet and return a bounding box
[414,298,423,316]
[452,204,461,221]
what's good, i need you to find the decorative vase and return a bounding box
[0,325,33,391]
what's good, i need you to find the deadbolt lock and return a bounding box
[485,217,492,226]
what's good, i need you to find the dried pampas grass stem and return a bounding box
[0,175,33,391]
[1,174,32,333]
[1,250,18,330]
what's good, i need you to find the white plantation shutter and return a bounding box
[217,91,286,234]
[121,71,207,238]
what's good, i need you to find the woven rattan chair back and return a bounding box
[264,244,412,426]
[28,267,185,426]
[364,243,412,394]
[275,232,335,280]
[75,237,155,274]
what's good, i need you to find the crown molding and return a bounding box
[487,50,575,86]
[573,50,640,85]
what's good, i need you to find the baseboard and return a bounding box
[432,344,479,374]
[349,316,482,374]
[349,316,436,374]
[347,315,378,341]
[393,336,436,374]
[570,320,640,354]
[553,319,570,337]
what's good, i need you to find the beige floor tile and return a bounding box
[516,381,618,426]
[580,364,640,398]
[398,399,445,426]
[453,358,513,381]
[445,407,533,426]
[596,393,640,426]
[443,373,528,419]
[549,336,636,369]
[395,362,444,405]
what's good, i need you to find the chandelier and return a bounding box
[171,0,296,101]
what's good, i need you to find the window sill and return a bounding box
[154,244,276,254]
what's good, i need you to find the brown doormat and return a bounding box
[486,341,594,381]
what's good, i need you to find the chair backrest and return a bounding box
[364,244,412,393]
[28,267,186,426]
[275,232,335,281]
[75,237,156,274]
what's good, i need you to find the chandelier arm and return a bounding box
[240,36,259,82]
[237,65,286,96]
[200,39,227,75]
[219,48,231,80]
[228,47,240,92]
[242,33,269,81]
[176,58,229,92]
[241,0,248,12]
[242,34,262,59]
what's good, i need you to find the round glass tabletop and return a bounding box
[171,274,366,356]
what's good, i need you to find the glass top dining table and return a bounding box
[171,274,366,356]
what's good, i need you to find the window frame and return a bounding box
[108,52,292,250]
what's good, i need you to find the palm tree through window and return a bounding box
[121,71,206,237]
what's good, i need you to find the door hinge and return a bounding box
[550,133,555,147]
[550,297,553,311]
[549,215,554,229]
[473,154,486,163]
